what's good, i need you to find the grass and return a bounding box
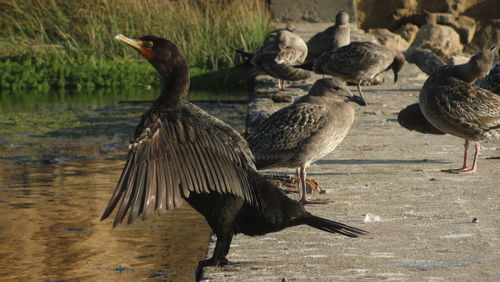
[0,0,271,91]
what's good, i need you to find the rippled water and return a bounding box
[0,88,247,281]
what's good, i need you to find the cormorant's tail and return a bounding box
[235,49,254,59]
[301,213,368,238]
[234,49,255,69]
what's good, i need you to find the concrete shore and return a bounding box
[200,24,500,281]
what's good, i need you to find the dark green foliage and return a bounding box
[0,55,158,91]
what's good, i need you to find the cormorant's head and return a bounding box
[114,34,187,77]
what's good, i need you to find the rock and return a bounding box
[405,47,445,75]
[476,63,500,93]
[465,19,500,54]
[369,28,410,51]
[434,12,456,25]
[350,24,379,43]
[420,0,482,16]
[410,24,463,56]
[356,0,481,30]
[448,55,470,65]
[395,23,419,43]
[432,13,476,45]
[454,16,477,45]
[356,0,419,30]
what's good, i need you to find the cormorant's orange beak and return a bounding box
[115,34,154,60]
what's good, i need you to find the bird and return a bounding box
[313,41,406,102]
[238,30,311,90]
[419,47,500,174]
[305,11,350,64]
[247,78,367,204]
[101,34,367,267]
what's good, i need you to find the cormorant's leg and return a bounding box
[198,232,233,267]
[443,139,476,173]
[298,166,329,204]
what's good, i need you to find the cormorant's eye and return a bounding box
[142,42,153,48]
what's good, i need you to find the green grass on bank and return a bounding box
[0,0,270,91]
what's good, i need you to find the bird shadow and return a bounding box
[315,159,448,165]
[361,88,421,93]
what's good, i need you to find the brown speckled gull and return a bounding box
[247,78,366,204]
[305,11,350,64]
[250,30,311,90]
[313,41,406,101]
[419,47,500,174]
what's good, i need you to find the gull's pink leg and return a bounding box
[278,79,288,91]
[298,166,329,205]
[356,81,366,104]
[443,139,479,174]
[296,167,303,199]
[457,141,480,174]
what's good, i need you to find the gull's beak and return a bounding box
[350,94,367,106]
[115,34,153,60]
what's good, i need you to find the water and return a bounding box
[0,88,247,281]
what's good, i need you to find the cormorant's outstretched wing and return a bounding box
[101,103,260,226]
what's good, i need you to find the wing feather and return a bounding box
[102,103,261,225]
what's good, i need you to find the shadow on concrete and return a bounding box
[315,159,448,165]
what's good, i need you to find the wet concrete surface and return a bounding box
[200,23,500,281]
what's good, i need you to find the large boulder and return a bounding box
[405,47,445,75]
[355,0,484,30]
[455,16,477,45]
[420,0,483,16]
[410,23,463,56]
[350,24,379,43]
[465,19,500,54]
[369,28,410,51]
[356,0,419,30]
[433,13,477,45]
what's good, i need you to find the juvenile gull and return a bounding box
[238,30,311,90]
[313,41,406,101]
[419,47,500,174]
[247,78,367,204]
[252,30,311,90]
[101,34,367,267]
[305,11,350,64]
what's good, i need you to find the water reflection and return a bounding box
[0,88,247,281]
